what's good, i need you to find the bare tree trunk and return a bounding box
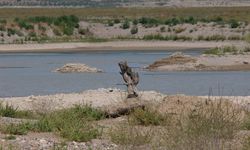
[118,61,139,98]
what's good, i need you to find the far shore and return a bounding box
[0,41,247,53]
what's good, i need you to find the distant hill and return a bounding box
[1,0,250,7]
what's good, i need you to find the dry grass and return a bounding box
[109,98,245,149]
[2,96,250,149]
[0,7,250,22]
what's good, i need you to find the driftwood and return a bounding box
[118,61,139,98]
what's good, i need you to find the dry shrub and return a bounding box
[109,125,152,146]
[109,98,244,150]
[154,99,244,150]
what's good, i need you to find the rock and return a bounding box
[39,138,47,144]
[243,61,249,64]
[55,63,102,73]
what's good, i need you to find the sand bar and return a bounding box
[0,41,247,53]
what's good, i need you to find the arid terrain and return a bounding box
[1,89,250,149]
[0,7,249,46]
[1,4,250,150]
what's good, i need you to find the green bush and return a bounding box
[0,103,34,118]
[29,15,80,36]
[133,19,138,25]
[229,19,240,28]
[63,26,74,36]
[139,17,160,27]
[16,19,34,30]
[108,20,114,26]
[0,103,18,118]
[15,18,34,30]
[183,16,197,24]
[165,18,180,26]
[114,19,120,24]
[28,16,54,24]
[7,28,18,36]
[121,20,130,29]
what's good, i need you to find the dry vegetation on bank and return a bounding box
[1,92,250,149]
[0,7,250,44]
[0,7,250,21]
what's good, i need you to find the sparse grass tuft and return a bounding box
[109,124,153,146]
[203,46,241,55]
[0,103,35,119]
[1,122,34,135]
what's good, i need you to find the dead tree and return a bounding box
[118,61,139,98]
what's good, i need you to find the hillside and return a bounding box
[1,0,250,7]
[0,14,249,44]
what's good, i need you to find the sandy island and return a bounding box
[147,52,250,71]
[0,41,248,53]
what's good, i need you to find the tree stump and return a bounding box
[118,61,139,98]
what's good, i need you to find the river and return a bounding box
[0,49,250,97]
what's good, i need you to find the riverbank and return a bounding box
[1,89,250,149]
[0,41,247,53]
[0,88,249,113]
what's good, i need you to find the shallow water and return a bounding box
[0,49,250,97]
